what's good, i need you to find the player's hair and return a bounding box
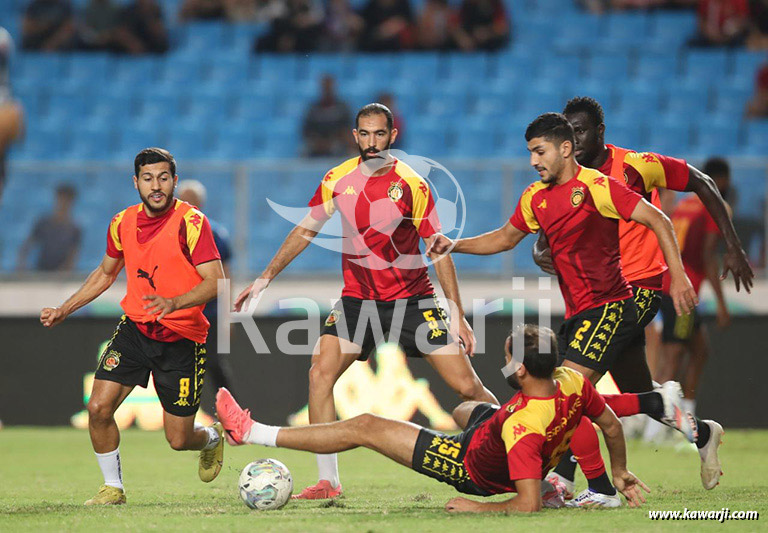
[55,183,77,200]
[134,147,176,177]
[563,96,605,127]
[703,157,730,178]
[356,103,394,131]
[525,112,575,146]
[507,324,558,379]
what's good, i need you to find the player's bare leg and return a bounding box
[423,343,499,405]
[561,359,603,385]
[217,387,421,467]
[163,411,224,482]
[452,401,487,430]
[682,328,709,411]
[296,334,361,499]
[85,379,134,505]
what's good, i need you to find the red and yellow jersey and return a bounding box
[601,145,690,289]
[666,195,721,295]
[308,157,440,301]
[464,367,606,494]
[509,166,641,318]
[106,199,220,342]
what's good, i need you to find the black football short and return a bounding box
[411,403,497,496]
[557,297,639,374]
[321,295,454,360]
[94,316,207,417]
[660,294,702,343]
[632,286,662,330]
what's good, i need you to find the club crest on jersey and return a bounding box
[325,310,341,327]
[103,350,121,371]
[570,187,585,208]
[387,182,404,202]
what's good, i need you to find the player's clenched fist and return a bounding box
[40,307,67,328]
[444,496,481,513]
[234,278,270,312]
[426,233,454,255]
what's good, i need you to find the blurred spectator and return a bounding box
[17,184,81,272]
[690,0,750,47]
[747,0,768,49]
[302,75,352,157]
[179,0,226,20]
[21,0,77,51]
[321,0,363,51]
[115,0,169,54]
[746,63,768,117]
[359,0,415,52]
[255,0,324,52]
[376,92,405,146]
[416,0,455,50]
[77,0,122,51]
[452,0,510,52]
[0,28,24,200]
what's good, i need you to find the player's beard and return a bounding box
[359,138,392,161]
[140,190,174,214]
[506,373,522,390]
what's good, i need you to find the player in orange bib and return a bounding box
[40,148,226,505]
[216,324,650,512]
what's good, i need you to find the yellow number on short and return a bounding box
[423,310,435,322]
[574,320,592,341]
[179,378,190,398]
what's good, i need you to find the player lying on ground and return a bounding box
[40,148,226,505]
[233,103,497,500]
[217,324,651,513]
[530,98,736,493]
[428,112,722,504]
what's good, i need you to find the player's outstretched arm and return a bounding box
[630,199,698,316]
[40,254,124,328]
[445,479,541,514]
[426,237,475,356]
[143,259,226,320]
[703,232,730,328]
[234,213,325,311]
[686,165,753,293]
[428,222,527,256]
[592,405,650,508]
[531,230,556,275]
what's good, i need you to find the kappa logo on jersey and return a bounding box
[387,182,404,202]
[570,187,585,207]
[325,310,341,327]
[102,350,121,371]
[642,153,656,163]
[593,176,606,187]
[343,186,357,195]
[418,181,429,198]
[137,265,159,290]
[537,199,547,209]
[512,424,527,437]
[187,213,202,230]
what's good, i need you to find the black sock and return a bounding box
[553,449,578,482]
[587,472,617,496]
[695,417,711,449]
[638,392,664,418]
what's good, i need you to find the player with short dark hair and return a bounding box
[40,148,226,505]
[216,324,650,513]
[429,112,704,505]
[234,104,498,500]
[531,97,740,493]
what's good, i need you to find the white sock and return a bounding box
[201,426,220,451]
[317,453,340,488]
[95,448,123,490]
[681,398,696,416]
[243,421,279,447]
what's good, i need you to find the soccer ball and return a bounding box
[238,459,293,510]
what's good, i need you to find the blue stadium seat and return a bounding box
[600,12,651,50]
[64,53,111,89]
[618,82,663,115]
[211,125,258,160]
[650,11,697,46]
[206,53,254,85]
[447,54,491,81]
[135,91,183,122]
[231,87,278,121]
[15,125,68,161]
[683,49,730,83]
[301,54,351,82]
[606,121,645,150]
[518,83,565,116]
[492,49,536,82]
[565,81,616,115]
[647,120,692,157]
[230,23,268,54]
[181,90,232,123]
[115,125,169,160]
[15,53,66,85]
[452,118,501,157]
[397,53,443,85]
[255,55,300,83]
[587,51,631,84]
[166,128,212,160]
[407,117,453,159]
[665,84,711,117]
[711,86,753,118]
[178,22,229,52]
[155,56,206,89]
[743,121,768,156]
[350,54,400,83]
[552,13,604,51]
[46,89,89,120]
[543,54,581,83]
[730,51,765,90]
[109,57,163,91]
[422,85,471,118]
[691,118,740,157]
[65,125,116,161]
[633,51,679,83]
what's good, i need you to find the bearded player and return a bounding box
[40,148,226,505]
[234,104,498,499]
[216,324,650,512]
[532,98,745,493]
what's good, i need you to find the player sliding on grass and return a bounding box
[40,148,226,505]
[234,103,498,500]
[217,325,651,513]
[429,113,722,506]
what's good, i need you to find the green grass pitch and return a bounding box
[1,428,767,531]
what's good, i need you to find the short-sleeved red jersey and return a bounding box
[509,166,642,318]
[308,157,440,301]
[668,195,721,295]
[464,367,606,494]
